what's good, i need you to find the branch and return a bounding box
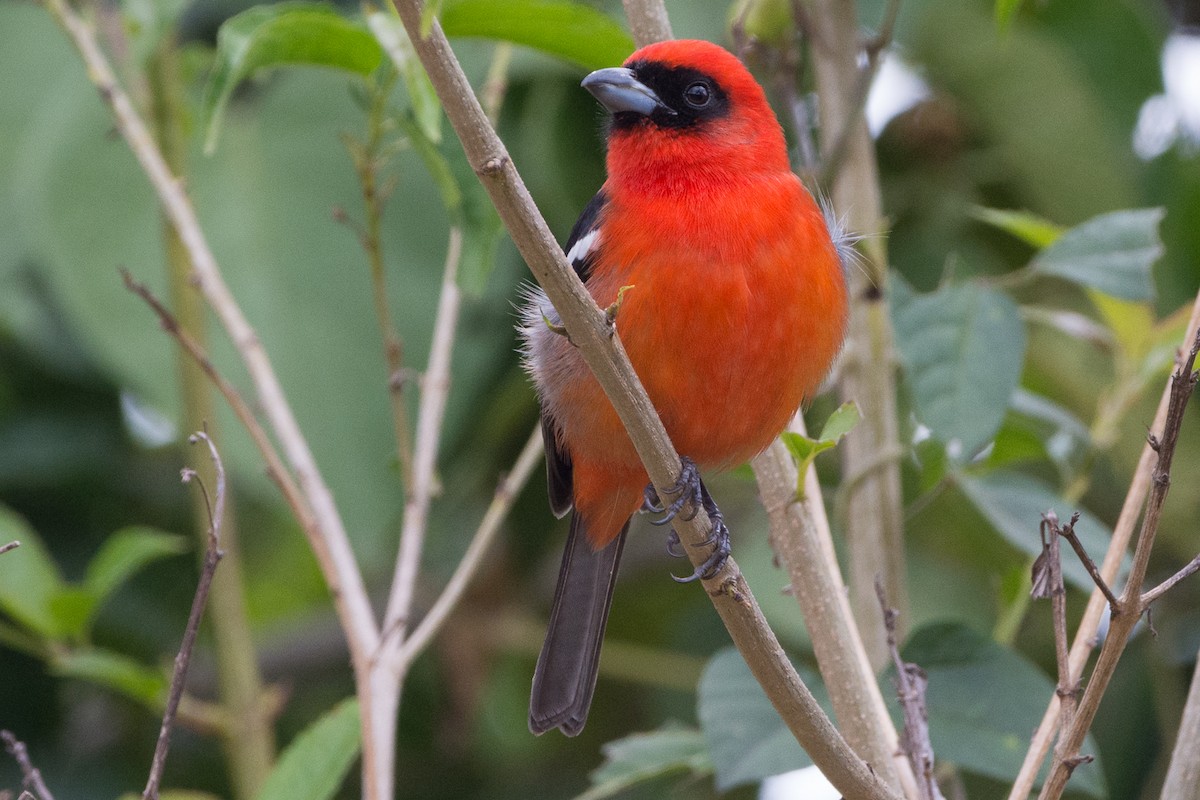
[40,5,386,794]
[2,731,55,800]
[621,0,672,47]
[1161,640,1200,797]
[386,4,902,799]
[41,0,379,669]
[395,424,543,673]
[1009,289,1200,800]
[877,579,944,800]
[799,0,909,672]
[753,418,911,794]
[143,432,226,800]
[0,541,18,556]
[1036,329,1200,800]
[1140,552,1200,608]
[1058,518,1120,609]
[1030,512,1082,763]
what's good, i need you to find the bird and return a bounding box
[519,38,849,737]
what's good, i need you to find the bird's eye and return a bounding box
[683,82,711,108]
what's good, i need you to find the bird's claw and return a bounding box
[643,458,732,582]
[648,457,703,527]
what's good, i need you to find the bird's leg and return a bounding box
[645,458,732,581]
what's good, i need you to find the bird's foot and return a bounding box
[643,458,731,582]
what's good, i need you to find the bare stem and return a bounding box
[1141,552,1200,608]
[800,0,909,670]
[1009,288,1200,800]
[621,0,672,47]
[143,432,226,800]
[752,417,912,794]
[877,579,944,800]
[1036,330,1200,800]
[1161,641,1200,797]
[39,6,385,795]
[1059,522,1120,609]
[395,425,543,673]
[2,731,56,800]
[0,541,18,556]
[385,3,902,799]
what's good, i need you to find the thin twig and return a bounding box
[1059,520,1120,609]
[143,432,226,800]
[394,425,543,673]
[1031,512,1081,755]
[386,3,902,798]
[40,0,380,676]
[1036,329,1200,800]
[876,579,944,800]
[382,226,463,648]
[340,68,415,492]
[0,541,19,556]
[1140,552,1200,608]
[2,731,55,800]
[121,271,319,553]
[41,7,382,795]
[1009,292,1200,800]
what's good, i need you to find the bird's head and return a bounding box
[582,39,789,193]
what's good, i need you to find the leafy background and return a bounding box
[1,0,1199,798]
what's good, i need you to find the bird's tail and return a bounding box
[529,513,629,736]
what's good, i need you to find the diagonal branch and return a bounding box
[385,3,903,799]
[143,432,226,800]
[2,731,55,800]
[1009,287,1200,800]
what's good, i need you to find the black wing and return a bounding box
[541,189,609,517]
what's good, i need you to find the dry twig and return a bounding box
[0,542,18,556]
[1,731,55,800]
[876,580,944,800]
[1037,330,1200,800]
[143,432,226,800]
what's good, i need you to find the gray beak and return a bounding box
[581,67,667,117]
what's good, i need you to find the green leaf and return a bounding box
[0,505,65,638]
[365,10,442,143]
[780,402,860,496]
[817,401,860,442]
[48,587,98,640]
[439,0,634,70]
[697,648,827,790]
[892,281,1026,459]
[54,648,167,704]
[993,0,1025,30]
[581,725,712,800]
[971,206,1063,248]
[1031,208,1164,301]
[85,526,188,607]
[203,3,384,152]
[900,622,1106,796]
[256,698,361,800]
[957,471,1129,593]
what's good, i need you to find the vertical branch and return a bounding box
[1161,642,1200,798]
[877,579,944,800]
[38,5,384,797]
[1010,290,1200,799]
[1036,330,1200,800]
[621,0,672,47]
[144,432,227,800]
[752,419,911,794]
[146,36,275,799]
[800,0,909,669]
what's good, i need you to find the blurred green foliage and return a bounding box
[1,0,1199,798]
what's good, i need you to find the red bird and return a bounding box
[521,39,848,736]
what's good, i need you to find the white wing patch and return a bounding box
[565,228,601,272]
